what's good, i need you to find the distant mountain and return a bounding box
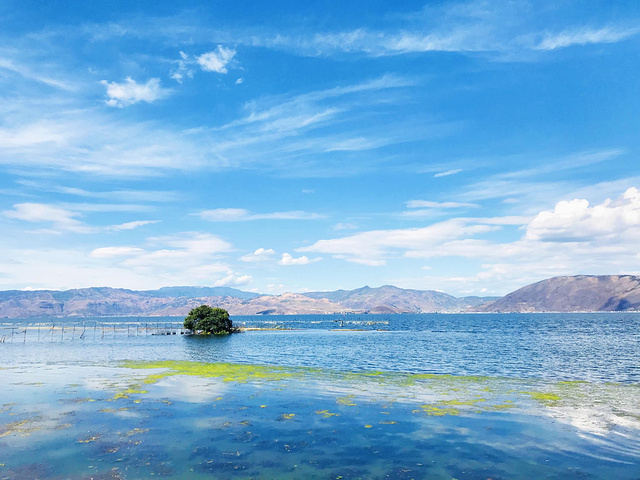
[3,276,637,318]
[141,286,260,300]
[0,286,259,318]
[479,275,640,312]
[304,285,478,313]
[0,284,497,318]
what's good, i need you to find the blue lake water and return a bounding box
[1,313,640,479]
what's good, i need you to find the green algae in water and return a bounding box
[114,360,639,426]
[121,360,300,383]
[521,391,562,405]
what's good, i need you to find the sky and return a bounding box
[1,0,640,296]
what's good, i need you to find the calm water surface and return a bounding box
[3,313,640,382]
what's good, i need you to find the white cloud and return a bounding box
[235,78,244,85]
[214,273,252,287]
[343,257,386,267]
[196,46,236,73]
[3,203,91,233]
[90,246,145,258]
[299,218,498,264]
[0,120,68,148]
[88,232,235,285]
[170,51,194,84]
[101,77,171,107]
[0,245,231,291]
[279,253,319,265]
[535,26,638,51]
[525,187,640,242]
[240,248,276,263]
[148,232,233,255]
[307,187,640,294]
[3,203,159,234]
[324,137,383,152]
[194,208,325,221]
[107,220,160,231]
[434,168,462,178]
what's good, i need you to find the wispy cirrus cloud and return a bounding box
[2,203,158,234]
[434,168,462,178]
[0,73,425,178]
[458,149,626,208]
[406,200,479,209]
[299,218,501,266]
[0,57,76,91]
[534,26,639,50]
[238,2,639,59]
[107,220,160,231]
[401,200,481,219]
[3,203,90,233]
[194,208,325,222]
[90,246,145,258]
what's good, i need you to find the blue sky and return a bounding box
[1,0,640,295]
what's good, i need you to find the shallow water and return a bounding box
[1,313,639,479]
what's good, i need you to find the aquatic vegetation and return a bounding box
[0,418,43,438]
[484,403,517,411]
[122,360,300,384]
[436,398,487,406]
[122,428,149,437]
[316,410,340,418]
[77,434,100,443]
[113,359,640,439]
[336,395,357,406]
[280,413,296,420]
[416,405,461,416]
[522,391,562,405]
[61,397,97,404]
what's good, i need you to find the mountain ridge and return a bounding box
[2,275,640,318]
[0,284,495,318]
[479,274,640,312]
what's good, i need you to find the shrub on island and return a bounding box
[183,305,238,334]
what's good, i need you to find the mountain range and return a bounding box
[1,275,639,318]
[478,275,640,312]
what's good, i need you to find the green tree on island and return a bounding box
[184,305,237,334]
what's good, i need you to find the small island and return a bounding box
[183,305,239,335]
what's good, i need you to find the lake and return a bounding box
[1,313,639,479]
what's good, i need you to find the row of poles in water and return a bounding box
[0,322,187,342]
